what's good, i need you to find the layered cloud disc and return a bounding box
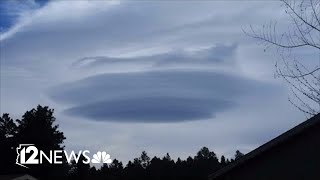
[48,70,276,123]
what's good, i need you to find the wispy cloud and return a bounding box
[0,0,46,40]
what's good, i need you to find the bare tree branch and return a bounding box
[245,0,320,116]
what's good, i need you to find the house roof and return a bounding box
[209,113,320,179]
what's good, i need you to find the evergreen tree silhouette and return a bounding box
[15,105,67,180]
[235,150,244,160]
[68,154,90,180]
[220,155,227,166]
[0,113,21,174]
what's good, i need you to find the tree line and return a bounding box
[0,105,244,180]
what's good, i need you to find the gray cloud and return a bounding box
[64,97,233,123]
[48,70,277,122]
[72,44,237,69]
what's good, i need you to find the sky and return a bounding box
[0,0,314,163]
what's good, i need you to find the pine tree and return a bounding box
[15,105,67,180]
[235,150,244,160]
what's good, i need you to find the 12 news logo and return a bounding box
[16,144,112,168]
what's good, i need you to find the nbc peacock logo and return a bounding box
[91,151,112,164]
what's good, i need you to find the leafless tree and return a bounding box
[245,0,320,116]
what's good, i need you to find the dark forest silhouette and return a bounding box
[0,105,243,180]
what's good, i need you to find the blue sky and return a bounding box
[0,0,315,162]
[0,0,48,32]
